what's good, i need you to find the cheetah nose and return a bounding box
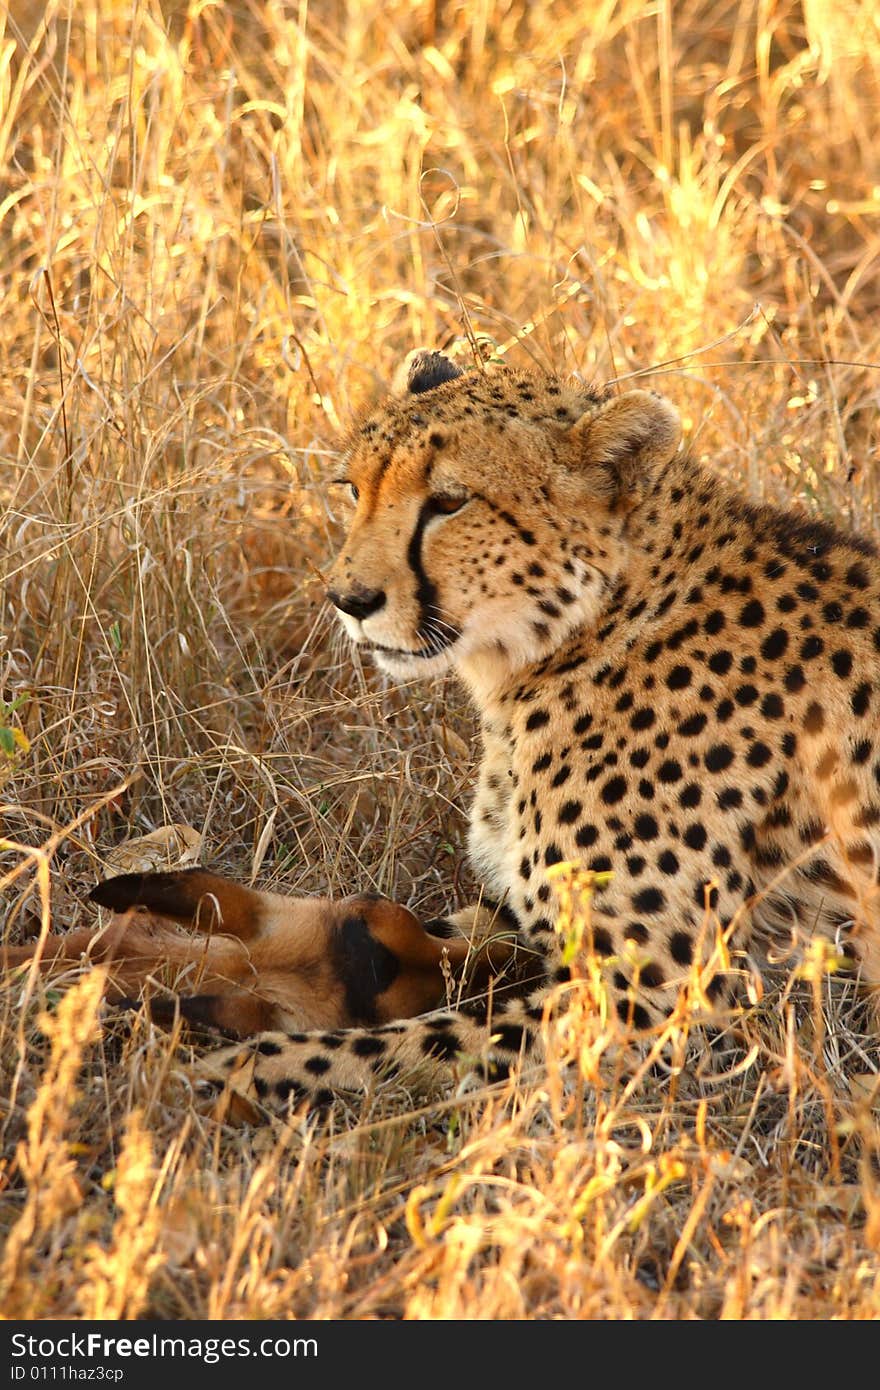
[327,585,386,621]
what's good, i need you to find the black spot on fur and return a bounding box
[274,1078,309,1105]
[330,914,400,1025]
[421,1030,462,1061]
[424,917,456,940]
[304,1055,332,1075]
[669,932,693,965]
[494,1023,527,1052]
[616,999,652,1030]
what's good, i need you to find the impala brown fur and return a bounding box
[4,868,517,1038]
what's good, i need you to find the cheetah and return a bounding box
[13,349,880,1110]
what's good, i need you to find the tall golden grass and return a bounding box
[1,0,880,1318]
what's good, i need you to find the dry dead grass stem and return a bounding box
[1,0,880,1319]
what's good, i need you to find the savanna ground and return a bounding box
[1,0,880,1320]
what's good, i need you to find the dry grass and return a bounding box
[2,0,880,1319]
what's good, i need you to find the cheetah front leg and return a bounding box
[199,986,546,1113]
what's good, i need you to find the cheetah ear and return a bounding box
[569,390,682,510]
[391,348,464,398]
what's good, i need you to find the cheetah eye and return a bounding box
[330,478,359,504]
[428,493,468,517]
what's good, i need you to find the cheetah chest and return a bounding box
[468,719,520,902]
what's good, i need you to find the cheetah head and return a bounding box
[326,350,681,693]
